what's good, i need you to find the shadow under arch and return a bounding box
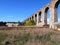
[39,11,42,23]
[35,14,37,24]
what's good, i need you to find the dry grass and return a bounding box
[0,27,60,45]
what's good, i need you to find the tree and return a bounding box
[25,20,35,26]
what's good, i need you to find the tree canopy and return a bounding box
[25,20,35,26]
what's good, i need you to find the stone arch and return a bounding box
[39,11,42,22]
[54,0,60,22]
[30,17,31,20]
[32,16,34,20]
[45,7,49,13]
[35,14,37,23]
[55,0,60,8]
[45,7,50,24]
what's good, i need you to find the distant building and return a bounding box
[6,22,19,27]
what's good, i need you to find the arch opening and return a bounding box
[30,18,31,20]
[39,12,42,22]
[45,7,50,25]
[35,14,37,24]
[32,16,34,20]
[55,0,60,22]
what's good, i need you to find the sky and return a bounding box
[0,0,60,22]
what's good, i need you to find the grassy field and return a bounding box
[0,27,60,45]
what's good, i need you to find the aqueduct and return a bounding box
[25,0,60,29]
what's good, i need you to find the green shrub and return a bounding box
[25,20,35,26]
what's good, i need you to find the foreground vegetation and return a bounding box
[0,28,60,45]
